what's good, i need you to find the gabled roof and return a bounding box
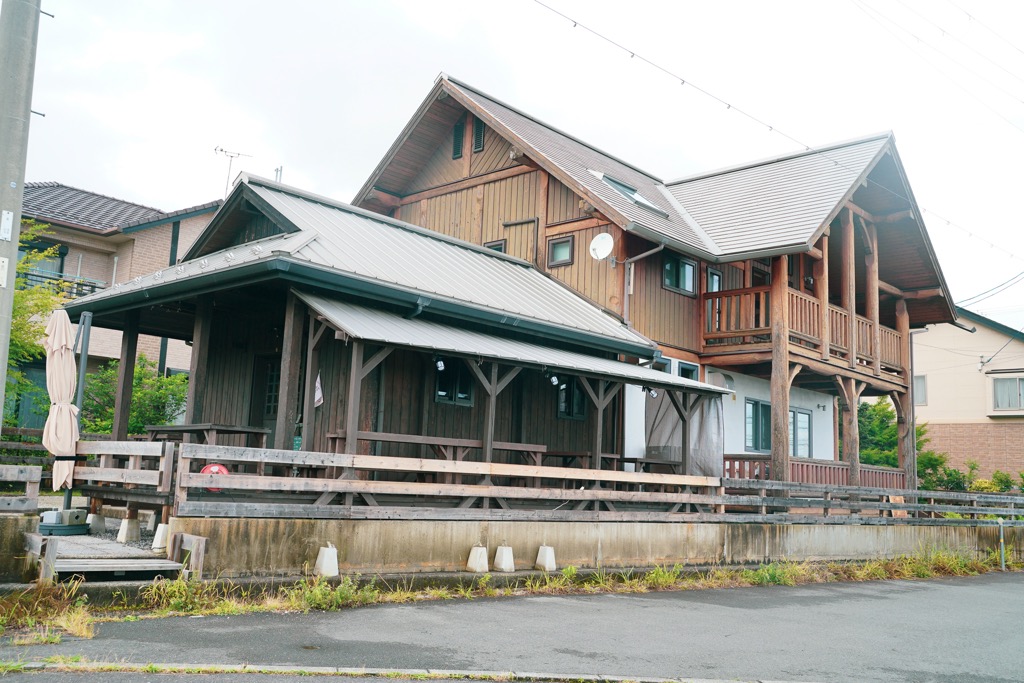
[68,175,658,358]
[119,199,222,233]
[666,134,890,257]
[956,307,1024,343]
[22,182,164,232]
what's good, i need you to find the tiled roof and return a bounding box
[22,182,164,232]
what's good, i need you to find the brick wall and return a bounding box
[926,422,1024,478]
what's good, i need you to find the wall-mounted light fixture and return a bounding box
[434,357,445,372]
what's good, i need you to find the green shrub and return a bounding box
[969,478,1000,493]
[992,470,1016,492]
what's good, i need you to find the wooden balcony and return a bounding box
[702,286,907,385]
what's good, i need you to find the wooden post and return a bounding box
[482,362,498,464]
[111,310,139,441]
[344,340,364,456]
[769,255,790,481]
[896,299,911,383]
[835,377,865,487]
[538,170,549,269]
[185,298,213,424]
[274,293,305,450]
[814,235,830,360]
[841,208,857,368]
[301,318,327,451]
[865,222,881,376]
[579,378,622,474]
[891,391,916,491]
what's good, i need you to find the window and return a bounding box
[789,409,812,457]
[747,399,813,456]
[472,117,485,153]
[548,235,574,267]
[745,399,772,452]
[597,173,669,218]
[663,253,696,295]
[993,377,1024,411]
[558,378,586,420]
[452,118,465,159]
[483,239,506,253]
[435,357,474,406]
[677,362,698,381]
[913,375,928,406]
[707,268,722,293]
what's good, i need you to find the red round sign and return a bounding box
[200,463,230,492]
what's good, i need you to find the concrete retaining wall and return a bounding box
[167,517,1024,578]
[0,513,39,582]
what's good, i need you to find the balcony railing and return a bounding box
[703,286,905,378]
[724,454,906,488]
[18,269,106,299]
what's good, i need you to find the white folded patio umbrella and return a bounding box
[41,309,80,491]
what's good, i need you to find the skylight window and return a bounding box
[593,172,669,218]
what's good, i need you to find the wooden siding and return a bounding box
[228,214,282,249]
[481,171,541,263]
[547,223,622,313]
[469,124,516,177]
[406,118,467,193]
[547,178,587,224]
[631,256,699,351]
[421,188,476,242]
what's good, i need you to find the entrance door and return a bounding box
[250,354,280,446]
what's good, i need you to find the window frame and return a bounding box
[557,377,587,421]
[992,376,1024,412]
[788,408,812,458]
[547,235,575,267]
[745,398,772,453]
[434,357,474,407]
[913,375,928,407]
[677,361,699,381]
[662,252,697,296]
[483,239,506,253]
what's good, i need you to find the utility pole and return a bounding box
[0,0,43,413]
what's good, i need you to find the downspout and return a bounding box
[623,244,665,327]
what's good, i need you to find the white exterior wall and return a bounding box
[709,368,835,459]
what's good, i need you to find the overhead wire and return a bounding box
[944,0,1024,58]
[531,0,1024,267]
[956,270,1024,306]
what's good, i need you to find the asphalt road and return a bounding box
[3,573,1023,683]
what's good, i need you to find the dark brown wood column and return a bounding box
[579,378,622,473]
[184,298,213,424]
[769,255,791,481]
[466,361,522,466]
[274,293,305,450]
[111,310,139,441]
[300,317,329,451]
[865,222,881,376]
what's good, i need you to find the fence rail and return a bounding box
[0,464,41,512]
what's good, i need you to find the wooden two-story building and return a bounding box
[353,75,956,488]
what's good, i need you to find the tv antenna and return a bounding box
[274,166,284,183]
[214,146,253,197]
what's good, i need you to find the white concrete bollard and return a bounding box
[151,523,169,553]
[87,514,106,535]
[493,545,515,572]
[117,518,141,543]
[314,542,339,577]
[467,545,489,573]
[145,513,159,533]
[535,545,556,572]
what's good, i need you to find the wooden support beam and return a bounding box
[360,346,393,381]
[365,188,401,209]
[344,340,364,457]
[814,235,830,361]
[890,389,917,491]
[788,363,803,388]
[841,208,857,369]
[865,222,881,376]
[805,246,823,260]
[275,293,305,450]
[902,288,943,300]
[770,255,791,482]
[112,310,140,441]
[185,299,213,424]
[835,376,867,487]
[876,209,914,224]
[300,317,328,451]
[878,280,903,297]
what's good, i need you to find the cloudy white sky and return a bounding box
[22,0,1024,332]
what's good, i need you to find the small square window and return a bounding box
[913,375,928,406]
[484,239,506,253]
[993,377,1023,411]
[558,378,586,420]
[548,235,574,267]
[435,357,474,407]
[663,253,696,295]
[678,362,698,381]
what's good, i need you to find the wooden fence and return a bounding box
[0,464,41,513]
[724,455,906,489]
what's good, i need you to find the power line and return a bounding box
[945,0,1024,58]
[531,0,1024,264]
[956,270,1024,306]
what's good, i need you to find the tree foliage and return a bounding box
[81,355,188,435]
[3,219,67,425]
[856,397,954,490]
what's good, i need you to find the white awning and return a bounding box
[295,290,730,396]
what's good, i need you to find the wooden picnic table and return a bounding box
[145,423,270,448]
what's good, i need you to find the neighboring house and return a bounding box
[913,307,1024,478]
[11,182,219,427]
[352,75,956,486]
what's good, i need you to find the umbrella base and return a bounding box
[40,522,89,536]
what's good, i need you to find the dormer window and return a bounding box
[592,171,669,218]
